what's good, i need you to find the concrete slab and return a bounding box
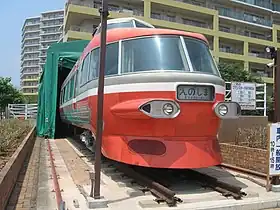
[86,196,109,209]
[64,138,280,210]
[36,140,57,210]
[272,185,280,192]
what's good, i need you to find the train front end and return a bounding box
[100,30,240,169]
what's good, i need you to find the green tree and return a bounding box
[218,62,263,83]
[0,77,25,114]
[217,62,272,116]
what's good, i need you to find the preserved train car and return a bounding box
[59,18,240,169]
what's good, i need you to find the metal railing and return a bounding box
[6,104,38,119]
[234,0,272,10]
[218,8,272,27]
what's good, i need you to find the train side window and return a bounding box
[64,85,67,102]
[85,53,92,83]
[79,61,83,86]
[73,73,77,98]
[105,42,119,76]
[60,88,64,105]
[80,54,91,86]
[65,83,69,102]
[183,37,219,76]
[67,83,70,101]
[89,48,100,80]
[62,87,65,103]
[69,77,74,99]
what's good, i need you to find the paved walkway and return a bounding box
[6,138,41,210]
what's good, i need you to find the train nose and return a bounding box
[213,102,241,119]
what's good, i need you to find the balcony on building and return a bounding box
[66,0,144,29]
[248,43,271,59]
[22,35,40,42]
[21,69,40,77]
[273,2,280,12]
[218,7,272,28]
[40,28,62,35]
[150,1,214,29]
[21,56,39,64]
[23,26,40,34]
[39,52,47,58]
[219,17,273,41]
[250,63,273,80]
[41,35,61,43]
[41,13,64,21]
[41,20,63,29]
[232,0,272,10]
[219,38,244,55]
[67,0,144,15]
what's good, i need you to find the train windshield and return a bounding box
[121,35,220,76]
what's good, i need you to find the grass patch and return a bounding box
[0,119,32,170]
[234,126,267,150]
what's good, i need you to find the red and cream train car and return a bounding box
[59,18,240,169]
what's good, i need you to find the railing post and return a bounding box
[25,104,28,120]
[264,83,267,117]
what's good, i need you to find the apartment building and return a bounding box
[21,10,64,98]
[63,0,280,94]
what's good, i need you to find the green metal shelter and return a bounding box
[36,40,90,139]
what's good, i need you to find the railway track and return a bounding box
[68,136,247,206]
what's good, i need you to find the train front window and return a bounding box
[121,36,190,73]
[120,35,219,76]
[183,37,219,76]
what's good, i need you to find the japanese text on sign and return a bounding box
[231,82,256,110]
[269,123,280,176]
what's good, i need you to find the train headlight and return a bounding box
[214,102,241,119]
[218,104,228,116]
[163,103,174,115]
[139,100,180,118]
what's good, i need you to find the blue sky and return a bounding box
[0,0,65,88]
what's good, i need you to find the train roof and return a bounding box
[87,27,207,53]
[72,28,209,73]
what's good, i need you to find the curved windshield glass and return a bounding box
[183,38,219,76]
[121,36,190,73]
[120,35,220,76]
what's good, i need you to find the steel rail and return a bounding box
[115,164,182,207]
[220,163,266,178]
[47,138,66,210]
[188,170,247,200]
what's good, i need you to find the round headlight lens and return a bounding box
[163,103,174,115]
[218,104,228,116]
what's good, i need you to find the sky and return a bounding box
[0,0,65,88]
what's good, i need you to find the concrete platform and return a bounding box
[36,138,280,210]
[36,139,88,210]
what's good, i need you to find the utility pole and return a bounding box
[94,0,109,199]
[266,46,280,185]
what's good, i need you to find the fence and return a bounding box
[6,104,38,119]
[224,82,267,116]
